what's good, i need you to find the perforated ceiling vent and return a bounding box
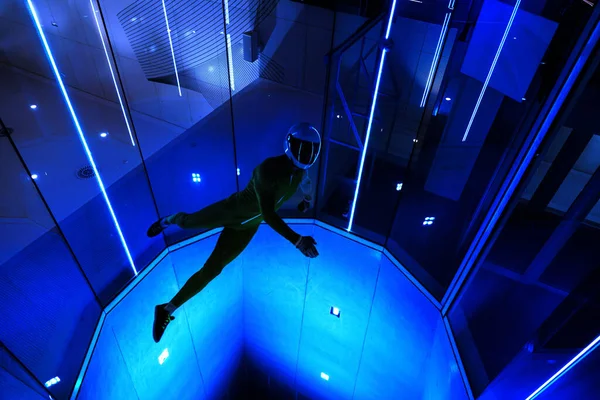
[76,166,95,180]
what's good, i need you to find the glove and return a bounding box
[295,236,319,258]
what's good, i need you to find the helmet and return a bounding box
[284,123,321,169]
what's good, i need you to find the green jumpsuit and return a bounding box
[168,154,309,307]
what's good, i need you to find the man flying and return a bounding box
[146,122,321,343]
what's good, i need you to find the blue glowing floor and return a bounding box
[77,222,468,399]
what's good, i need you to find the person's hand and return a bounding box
[295,236,319,258]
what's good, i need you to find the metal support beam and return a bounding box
[528,129,595,211]
[524,165,600,282]
[336,81,364,150]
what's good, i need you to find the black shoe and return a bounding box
[153,304,175,343]
[147,219,166,238]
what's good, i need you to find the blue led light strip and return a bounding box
[526,335,600,399]
[420,12,451,108]
[384,0,398,39]
[89,0,135,147]
[224,0,230,24]
[162,0,182,96]
[26,0,138,275]
[226,34,235,90]
[348,0,397,232]
[348,50,388,232]
[462,0,521,142]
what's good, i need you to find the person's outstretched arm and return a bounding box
[256,178,301,245]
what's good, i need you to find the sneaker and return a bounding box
[153,304,175,343]
[147,219,166,238]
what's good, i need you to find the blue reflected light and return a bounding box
[320,372,330,381]
[161,0,182,96]
[26,0,138,275]
[526,335,600,399]
[158,348,169,365]
[44,376,60,388]
[462,0,522,142]
[420,12,451,108]
[236,168,241,176]
[90,0,135,146]
[192,173,201,183]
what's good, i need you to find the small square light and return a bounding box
[158,348,169,365]
[192,173,201,183]
[330,306,340,317]
[396,183,403,191]
[320,372,329,381]
[237,168,240,176]
[44,376,60,388]
[423,216,435,226]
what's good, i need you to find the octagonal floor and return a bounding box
[76,221,469,399]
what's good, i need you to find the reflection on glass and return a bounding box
[449,19,600,398]
[0,134,102,400]
[230,1,335,220]
[385,0,595,300]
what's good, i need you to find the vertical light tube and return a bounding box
[226,33,235,91]
[420,12,451,108]
[162,0,182,96]
[26,0,137,275]
[347,50,388,232]
[526,335,600,399]
[89,0,136,146]
[462,0,521,142]
[347,0,397,232]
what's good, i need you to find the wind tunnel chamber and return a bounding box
[1,0,600,399]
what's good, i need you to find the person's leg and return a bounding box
[147,199,233,237]
[170,226,258,307]
[152,226,259,342]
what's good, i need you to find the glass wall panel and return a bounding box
[386,0,596,299]
[448,49,600,399]
[0,0,166,304]
[0,132,101,400]
[0,345,48,400]
[95,0,237,246]
[231,1,336,225]
[316,16,385,242]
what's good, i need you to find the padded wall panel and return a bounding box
[295,226,382,400]
[170,233,244,400]
[353,255,440,399]
[105,255,206,400]
[243,224,314,390]
[421,320,469,400]
[0,367,47,400]
[0,228,101,400]
[77,323,139,400]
